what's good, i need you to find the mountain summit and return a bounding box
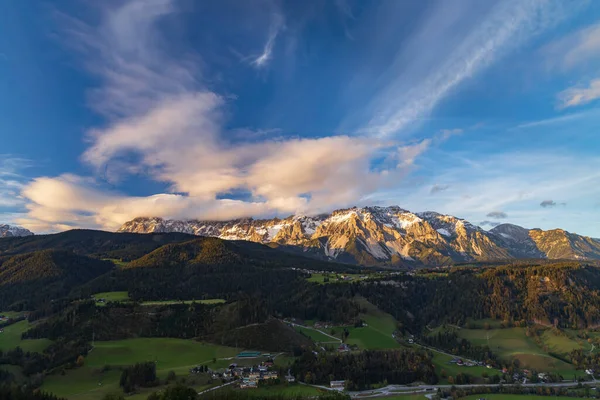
[0,224,34,238]
[118,206,600,266]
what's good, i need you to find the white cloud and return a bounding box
[512,111,592,129]
[0,156,31,210]
[372,151,600,235]
[359,0,582,138]
[558,79,600,108]
[18,1,431,232]
[542,23,600,70]
[251,13,284,68]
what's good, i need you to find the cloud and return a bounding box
[439,128,463,140]
[0,156,32,210]
[542,23,600,70]
[512,111,592,129]
[359,0,580,138]
[251,13,284,68]
[558,79,600,108]
[430,184,450,194]
[480,220,501,227]
[539,199,566,208]
[18,1,430,232]
[369,151,600,235]
[486,211,508,219]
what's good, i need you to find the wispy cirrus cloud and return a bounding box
[558,79,600,109]
[0,156,31,199]
[251,13,284,68]
[358,0,583,138]
[542,23,600,70]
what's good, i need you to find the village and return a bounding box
[190,352,295,390]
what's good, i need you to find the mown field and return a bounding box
[426,349,500,383]
[344,297,400,349]
[454,326,581,377]
[41,338,239,400]
[0,318,52,353]
[294,326,339,343]
[92,291,225,306]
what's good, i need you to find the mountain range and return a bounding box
[118,206,600,266]
[0,224,33,238]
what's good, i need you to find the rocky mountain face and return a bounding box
[0,224,33,238]
[118,206,600,266]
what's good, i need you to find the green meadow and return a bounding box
[344,297,400,350]
[92,291,225,306]
[42,338,239,400]
[0,319,52,353]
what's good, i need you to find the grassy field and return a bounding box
[294,326,339,343]
[92,291,130,305]
[433,351,500,382]
[42,338,239,400]
[140,299,226,306]
[344,297,400,350]
[91,292,225,306]
[0,311,25,319]
[0,319,52,353]
[455,326,576,376]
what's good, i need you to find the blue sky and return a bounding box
[1,0,600,236]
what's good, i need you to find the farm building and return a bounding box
[330,380,345,390]
[237,351,261,358]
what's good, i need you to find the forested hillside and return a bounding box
[0,250,112,310]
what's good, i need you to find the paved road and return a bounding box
[344,381,599,398]
[302,380,599,399]
[198,380,236,395]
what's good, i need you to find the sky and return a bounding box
[1,0,600,236]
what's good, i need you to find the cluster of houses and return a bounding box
[238,366,280,389]
[449,357,492,369]
[189,352,297,390]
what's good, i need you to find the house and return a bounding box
[240,379,257,389]
[337,344,350,352]
[248,372,261,380]
[285,374,295,383]
[237,351,262,358]
[330,381,345,390]
[263,371,278,380]
[586,369,594,375]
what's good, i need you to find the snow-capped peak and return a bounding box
[0,224,34,238]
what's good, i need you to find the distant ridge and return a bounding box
[118,206,600,266]
[0,224,33,238]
